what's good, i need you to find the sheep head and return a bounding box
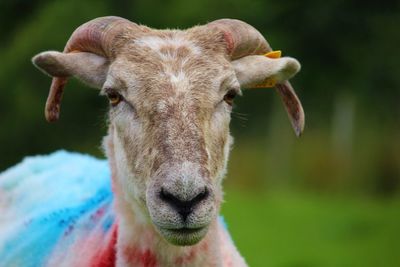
[32,16,303,246]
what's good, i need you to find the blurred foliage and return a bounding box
[222,190,400,267]
[0,0,399,265]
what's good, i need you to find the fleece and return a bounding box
[0,151,117,267]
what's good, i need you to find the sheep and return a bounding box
[0,16,304,267]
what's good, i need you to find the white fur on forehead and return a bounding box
[106,38,234,105]
[135,34,202,56]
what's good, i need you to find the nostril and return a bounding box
[159,187,209,220]
[191,187,209,205]
[159,188,181,206]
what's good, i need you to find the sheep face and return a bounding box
[105,34,237,245]
[32,17,303,247]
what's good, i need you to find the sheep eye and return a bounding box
[223,90,237,106]
[107,91,122,106]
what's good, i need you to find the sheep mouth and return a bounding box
[158,226,208,246]
[167,227,203,234]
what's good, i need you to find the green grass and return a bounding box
[221,189,400,267]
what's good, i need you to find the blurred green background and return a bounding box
[1,0,399,266]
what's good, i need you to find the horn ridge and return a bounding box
[207,18,272,59]
[64,16,137,57]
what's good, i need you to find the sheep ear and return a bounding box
[232,55,304,136]
[232,55,300,88]
[32,51,109,89]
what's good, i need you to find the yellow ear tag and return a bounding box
[265,50,282,59]
[253,50,282,88]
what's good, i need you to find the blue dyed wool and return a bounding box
[0,151,114,267]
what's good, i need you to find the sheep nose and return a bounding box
[159,187,209,221]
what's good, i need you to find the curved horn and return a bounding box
[207,19,271,59]
[46,16,139,122]
[208,19,305,136]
